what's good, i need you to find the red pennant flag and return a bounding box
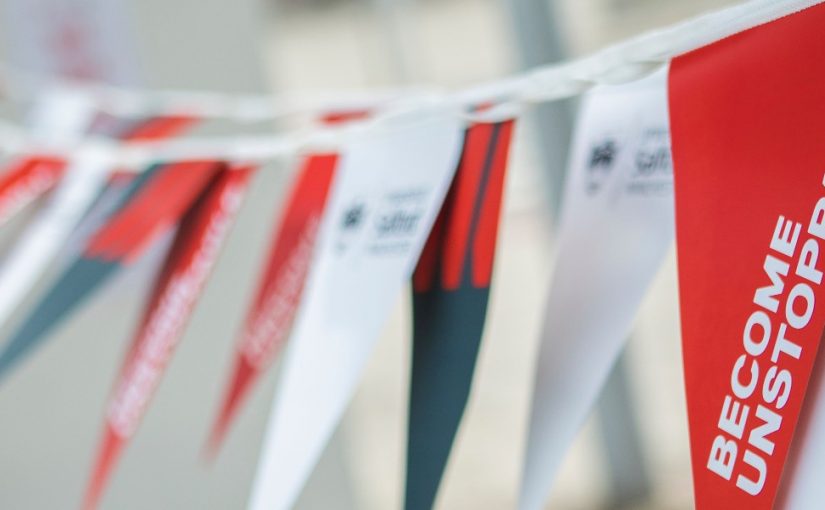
[83,165,254,510]
[0,157,66,227]
[85,161,222,263]
[205,154,337,456]
[670,4,825,508]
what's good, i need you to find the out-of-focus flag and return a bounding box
[405,119,514,510]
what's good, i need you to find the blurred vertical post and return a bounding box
[373,0,418,83]
[502,0,651,507]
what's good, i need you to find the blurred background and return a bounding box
[0,0,739,508]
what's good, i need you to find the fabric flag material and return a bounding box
[206,154,337,456]
[0,150,111,334]
[519,69,674,510]
[405,119,514,510]
[0,92,99,332]
[60,172,138,266]
[83,165,253,510]
[59,115,198,265]
[0,161,222,381]
[0,157,67,228]
[0,112,196,334]
[248,108,464,510]
[669,4,825,508]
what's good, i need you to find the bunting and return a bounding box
[0,160,222,380]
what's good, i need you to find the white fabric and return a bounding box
[519,69,675,510]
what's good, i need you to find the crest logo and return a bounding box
[341,202,365,230]
[586,138,618,195]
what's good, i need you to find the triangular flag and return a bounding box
[405,119,514,510]
[670,4,825,508]
[206,154,337,456]
[518,68,674,510]
[0,161,222,381]
[82,164,254,510]
[247,108,464,510]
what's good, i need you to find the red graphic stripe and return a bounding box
[319,110,370,125]
[441,124,493,290]
[0,157,66,227]
[471,121,514,288]
[413,199,448,293]
[121,115,198,142]
[205,154,337,456]
[83,166,254,510]
[84,161,223,263]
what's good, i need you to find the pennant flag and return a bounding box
[0,150,114,335]
[518,69,674,510]
[83,165,253,510]
[0,113,197,333]
[248,108,464,510]
[669,4,825,508]
[0,161,223,381]
[206,154,337,456]
[404,119,514,510]
[0,157,66,228]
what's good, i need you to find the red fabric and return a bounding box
[0,157,66,227]
[670,4,825,508]
[206,154,337,456]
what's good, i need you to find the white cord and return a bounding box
[0,0,818,167]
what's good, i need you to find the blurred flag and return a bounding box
[83,165,254,510]
[206,154,336,456]
[0,160,222,381]
[405,119,514,510]
[519,69,673,510]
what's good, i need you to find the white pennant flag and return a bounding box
[519,68,674,510]
[0,91,101,331]
[248,107,464,510]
